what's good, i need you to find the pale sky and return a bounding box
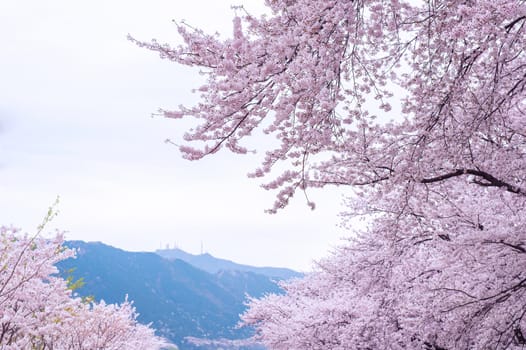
[0,0,347,271]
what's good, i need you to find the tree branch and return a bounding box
[421,169,524,195]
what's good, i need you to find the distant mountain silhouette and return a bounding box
[57,241,299,350]
[156,248,303,280]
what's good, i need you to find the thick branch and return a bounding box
[505,16,526,32]
[483,240,526,254]
[421,169,524,195]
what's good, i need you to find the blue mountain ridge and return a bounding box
[156,248,302,280]
[57,241,301,350]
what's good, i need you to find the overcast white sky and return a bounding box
[0,0,347,271]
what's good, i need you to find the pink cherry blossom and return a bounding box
[134,0,526,348]
[0,227,168,349]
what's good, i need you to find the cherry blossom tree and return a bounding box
[0,226,168,350]
[133,0,526,348]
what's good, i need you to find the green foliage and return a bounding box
[36,196,60,233]
[64,268,85,291]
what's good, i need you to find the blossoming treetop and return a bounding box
[134,0,526,348]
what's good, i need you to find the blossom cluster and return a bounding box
[0,227,168,350]
[135,0,526,348]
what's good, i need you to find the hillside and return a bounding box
[57,241,296,349]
